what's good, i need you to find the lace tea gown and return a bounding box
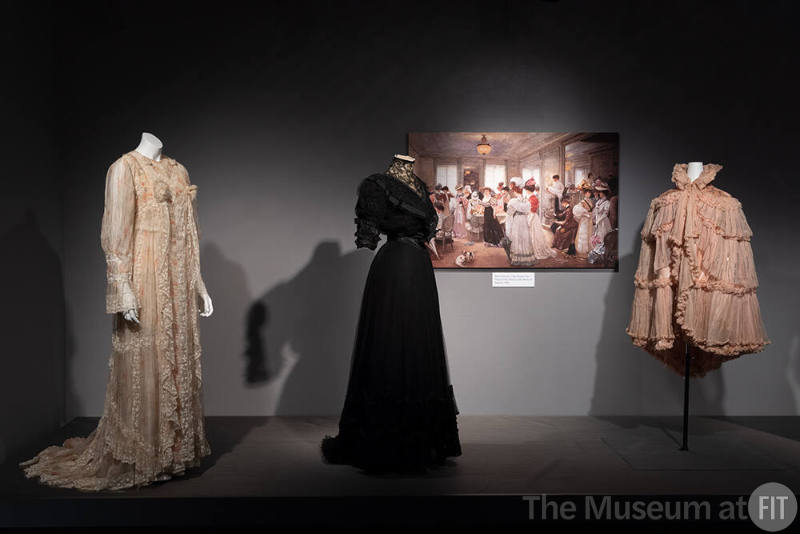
[21,151,211,490]
[322,173,462,472]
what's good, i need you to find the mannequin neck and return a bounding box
[687,161,704,181]
[135,132,163,161]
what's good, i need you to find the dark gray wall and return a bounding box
[12,1,800,425]
[0,3,64,464]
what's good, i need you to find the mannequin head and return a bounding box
[135,132,164,160]
[141,132,163,149]
[687,161,704,181]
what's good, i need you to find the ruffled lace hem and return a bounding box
[627,331,675,351]
[628,330,769,359]
[644,345,751,378]
[634,275,757,295]
[20,419,210,492]
[628,282,769,355]
[674,284,770,357]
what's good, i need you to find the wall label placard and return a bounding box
[492,272,535,288]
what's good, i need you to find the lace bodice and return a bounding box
[101,151,207,313]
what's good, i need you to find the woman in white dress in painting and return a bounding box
[505,178,521,236]
[591,181,612,251]
[506,180,536,266]
[523,179,556,259]
[452,185,468,239]
[573,182,594,257]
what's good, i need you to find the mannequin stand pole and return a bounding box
[680,343,691,451]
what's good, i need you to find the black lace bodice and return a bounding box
[354,173,438,250]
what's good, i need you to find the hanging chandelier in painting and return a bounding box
[476,134,492,155]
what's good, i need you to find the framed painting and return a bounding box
[409,132,619,270]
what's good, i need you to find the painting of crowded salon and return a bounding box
[408,132,619,270]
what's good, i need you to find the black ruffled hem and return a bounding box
[321,388,462,473]
[320,428,461,474]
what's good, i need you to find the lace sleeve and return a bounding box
[354,176,387,250]
[182,164,209,298]
[100,158,138,314]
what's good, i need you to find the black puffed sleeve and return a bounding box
[354,176,387,250]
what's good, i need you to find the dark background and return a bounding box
[2,0,799,464]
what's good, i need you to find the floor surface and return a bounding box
[3,415,800,499]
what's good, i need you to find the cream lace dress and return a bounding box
[626,163,769,376]
[21,151,211,490]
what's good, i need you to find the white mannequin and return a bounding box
[122,133,214,324]
[687,161,703,182]
[135,132,163,161]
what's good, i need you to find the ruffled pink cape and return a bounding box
[626,163,769,377]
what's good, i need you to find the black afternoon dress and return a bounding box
[483,205,505,245]
[321,173,462,472]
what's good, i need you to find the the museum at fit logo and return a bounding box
[522,482,797,531]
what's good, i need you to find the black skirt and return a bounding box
[321,238,462,472]
[483,215,505,245]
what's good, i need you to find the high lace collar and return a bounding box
[671,163,723,190]
[386,161,425,198]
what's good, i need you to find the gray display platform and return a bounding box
[602,424,784,471]
[3,416,799,499]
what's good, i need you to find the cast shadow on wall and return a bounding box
[182,242,266,474]
[589,227,725,429]
[245,240,372,415]
[0,211,73,464]
[197,241,252,386]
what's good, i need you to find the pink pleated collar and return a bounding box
[671,163,723,190]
